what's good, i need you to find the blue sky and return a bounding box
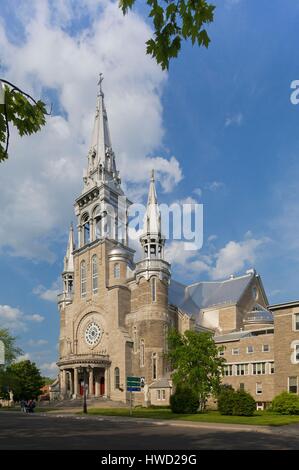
[1,0,299,376]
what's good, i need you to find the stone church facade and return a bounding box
[55,81,299,407]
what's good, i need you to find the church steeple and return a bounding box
[63,223,75,273]
[84,74,120,190]
[140,170,165,260]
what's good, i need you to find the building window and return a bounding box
[294,313,299,331]
[252,286,258,300]
[232,348,239,355]
[224,365,233,376]
[114,367,120,390]
[295,344,299,363]
[239,383,245,391]
[82,214,90,245]
[256,382,263,395]
[92,255,98,293]
[80,260,87,297]
[236,364,248,376]
[288,376,298,394]
[152,353,157,380]
[270,362,275,374]
[157,389,161,400]
[140,339,145,367]
[151,277,156,302]
[133,327,137,353]
[262,344,270,352]
[253,363,266,375]
[247,346,254,354]
[114,263,120,279]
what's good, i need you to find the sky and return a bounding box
[1,0,299,377]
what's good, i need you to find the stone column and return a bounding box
[74,368,78,397]
[61,369,67,398]
[68,371,73,397]
[89,219,94,242]
[104,367,110,398]
[95,369,100,397]
[88,368,94,397]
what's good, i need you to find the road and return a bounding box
[0,411,299,450]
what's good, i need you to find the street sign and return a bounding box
[127,376,141,392]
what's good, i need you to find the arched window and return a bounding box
[152,352,157,380]
[151,277,156,302]
[80,260,87,297]
[82,214,90,245]
[140,339,145,367]
[114,263,120,279]
[92,255,98,293]
[133,326,137,353]
[114,367,120,390]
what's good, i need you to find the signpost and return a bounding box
[127,376,141,416]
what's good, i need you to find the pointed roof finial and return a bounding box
[98,72,104,95]
[151,169,155,182]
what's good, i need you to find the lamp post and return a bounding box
[79,366,90,414]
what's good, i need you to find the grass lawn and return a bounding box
[85,407,299,426]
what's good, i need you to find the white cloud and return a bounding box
[210,235,269,280]
[225,113,243,127]
[15,353,31,362]
[193,188,202,197]
[25,314,45,323]
[206,181,225,191]
[40,361,58,377]
[0,305,27,332]
[0,0,182,261]
[28,339,48,347]
[165,234,269,281]
[33,278,60,302]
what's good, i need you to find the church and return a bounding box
[55,79,299,408]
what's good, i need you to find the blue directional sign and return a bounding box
[127,376,141,392]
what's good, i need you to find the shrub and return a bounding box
[218,386,236,415]
[232,390,256,416]
[170,387,199,414]
[271,392,299,415]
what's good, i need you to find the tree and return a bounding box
[120,0,215,70]
[0,79,48,162]
[5,360,44,401]
[167,329,224,411]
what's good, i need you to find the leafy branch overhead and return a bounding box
[119,0,215,70]
[0,79,48,162]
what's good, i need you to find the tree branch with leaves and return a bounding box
[0,79,49,162]
[119,0,215,70]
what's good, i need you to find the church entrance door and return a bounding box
[100,376,105,396]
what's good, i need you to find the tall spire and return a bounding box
[140,170,165,260]
[63,223,75,273]
[84,74,119,189]
[143,170,161,235]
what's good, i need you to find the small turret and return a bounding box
[58,224,75,307]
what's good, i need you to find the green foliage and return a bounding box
[271,392,299,415]
[167,329,225,411]
[218,387,256,416]
[0,328,23,366]
[0,81,47,162]
[232,390,256,417]
[170,386,199,413]
[5,360,44,401]
[119,0,215,70]
[217,385,235,416]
